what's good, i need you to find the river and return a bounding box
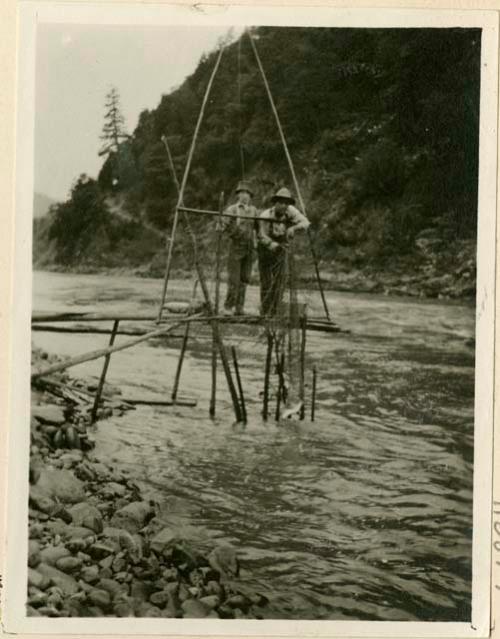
[32,270,475,621]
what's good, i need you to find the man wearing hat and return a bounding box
[257,187,310,316]
[221,181,257,316]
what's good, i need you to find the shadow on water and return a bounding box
[32,271,475,621]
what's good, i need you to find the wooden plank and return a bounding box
[124,398,197,407]
[31,311,345,333]
[32,325,185,338]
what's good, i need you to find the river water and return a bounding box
[32,270,475,621]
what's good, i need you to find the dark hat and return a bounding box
[235,181,253,196]
[271,187,295,205]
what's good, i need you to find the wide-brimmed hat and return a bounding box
[235,181,253,196]
[271,187,295,205]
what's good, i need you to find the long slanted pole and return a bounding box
[90,319,120,423]
[157,44,225,321]
[247,31,331,322]
[31,318,196,380]
[231,346,247,424]
[210,193,224,417]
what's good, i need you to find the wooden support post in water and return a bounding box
[31,318,193,380]
[171,322,190,402]
[299,310,307,420]
[231,346,247,423]
[262,331,273,421]
[210,192,224,418]
[311,366,317,422]
[275,351,285,422]
[171,279,199,403]
[90,320,120,423]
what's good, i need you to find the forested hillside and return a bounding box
[34,26,481,298]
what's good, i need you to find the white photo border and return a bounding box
[4,3,498,636]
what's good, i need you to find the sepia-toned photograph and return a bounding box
[3,3,498,635]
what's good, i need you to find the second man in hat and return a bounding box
[221,181,258,316]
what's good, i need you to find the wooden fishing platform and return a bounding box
[30,31,346,425]
[32,311,345,334]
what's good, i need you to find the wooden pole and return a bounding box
[247,30,332,322]
[171,279,199,402]
[158,44,225,320]
[275,351,285,421]
[124,398,197,407]
[299,310,307,420]
[209,193,224,417]
[262,331,273,421]
[31,318,195,380]
[171,322,190,402]
[90,320,120,423]
[311,366,317,422]
[31,324,185,338]
[231,346,247,424]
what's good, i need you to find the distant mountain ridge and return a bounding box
[33,192,58,218]
[33,26,480,299]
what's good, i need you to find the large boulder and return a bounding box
[68,503,103,533]
[181,598,211,618]
[208,544,239,578]
[150,527,178,556]
[39,545,70,567]
[37,563,79,596]
[36,470,86,504]
[32,405,66,425]
[110,501,153,534]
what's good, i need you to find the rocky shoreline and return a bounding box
[28,348,270,619]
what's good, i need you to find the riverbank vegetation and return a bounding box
[33,27,480,300]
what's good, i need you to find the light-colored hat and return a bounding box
[271,187,295,204]
[235,181,253,196]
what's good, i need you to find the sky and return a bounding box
[35,24,238,201]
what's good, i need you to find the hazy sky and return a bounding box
[35,24,237,201]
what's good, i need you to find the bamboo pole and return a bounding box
[158,44,225,320]
[124,398,197,407]
[90,320,120,423]
[31,318,196,380]
[275,351,285,421]
[171,279,199,402]
[161,135,181,193]
[299,310,307,420]
[210,193,224,417]
[31,313,343,333]
[177,206,282,223]
[171,323,190,402]
[31,325,185,338]
[247,31,332,322]
[231,346,247,424]
[262,331,273,421]
[311,366,317,422]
